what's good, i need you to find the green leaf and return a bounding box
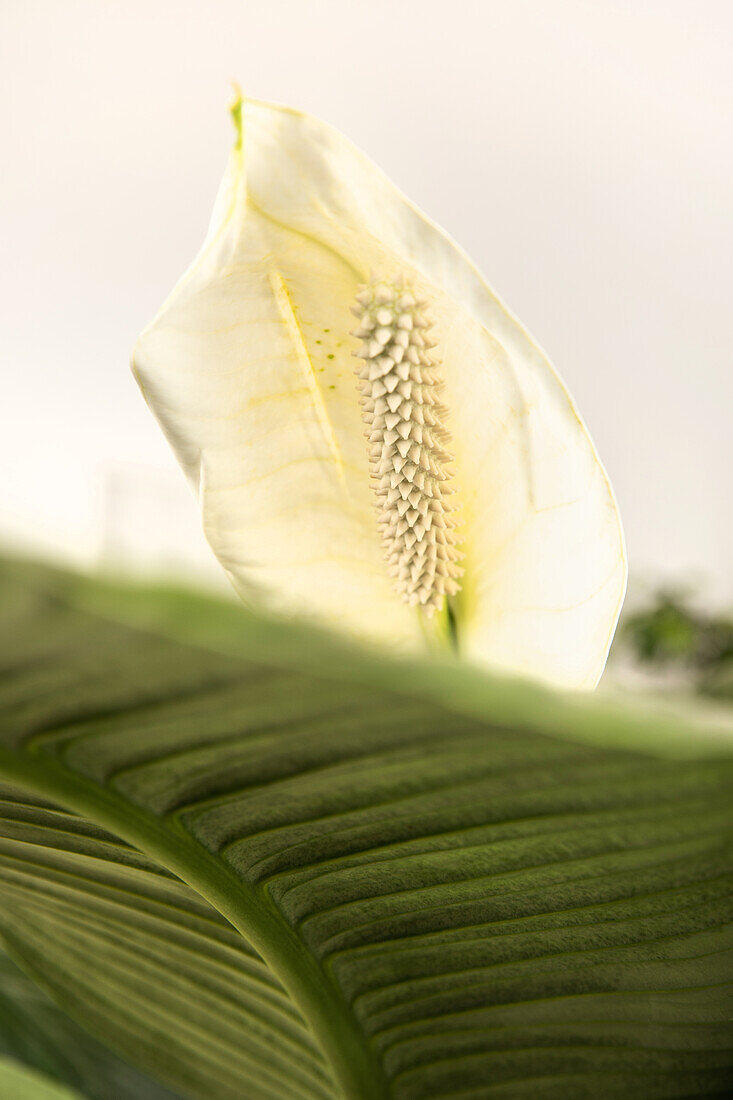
[0,1057,84,1100]
[0,941,184,1100]
[0,784,333,1100]
[0,555,732,1099]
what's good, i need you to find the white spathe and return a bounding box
[132,96,626,690]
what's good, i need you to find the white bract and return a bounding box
[132,95,626,690]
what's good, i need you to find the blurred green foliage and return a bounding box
[621,590,733,699]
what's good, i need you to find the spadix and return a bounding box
[351,276,462,614]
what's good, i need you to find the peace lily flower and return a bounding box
[132,95,626,690]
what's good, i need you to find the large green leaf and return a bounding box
[0,939,183,1100]
[0,556,731,1099]
[0,786,333,1100]
[0,1057,84,1100]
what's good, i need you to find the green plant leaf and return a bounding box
[0,783,333,1100]
[0,555,731,1099]
[0,1058,85,1100]
[0,939,184,1100]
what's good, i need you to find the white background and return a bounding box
[2,0,731,600]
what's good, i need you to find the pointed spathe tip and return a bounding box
[230,82,244,151]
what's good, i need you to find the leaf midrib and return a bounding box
[0,744,390,1100]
